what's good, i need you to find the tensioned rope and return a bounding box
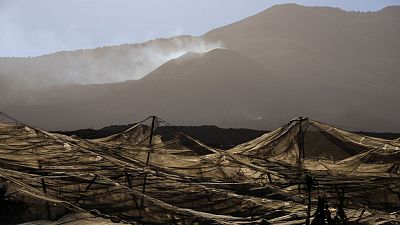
[0,111,24,125]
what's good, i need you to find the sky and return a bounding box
[1,0,399,57]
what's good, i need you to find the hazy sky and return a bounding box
[1,0,399,57]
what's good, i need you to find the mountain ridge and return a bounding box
[1,4,399,132]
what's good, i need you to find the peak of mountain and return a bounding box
[1,4,399,132]
[204,4,400,93]
[379,5,400,13]
[205,3,400,42]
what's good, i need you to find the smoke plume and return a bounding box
[0,36,224,105]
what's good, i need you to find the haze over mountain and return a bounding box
[0,36,223,104]
[1,4,399,132]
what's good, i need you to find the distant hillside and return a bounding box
[55,124,400,150]
[1,4,400,132]
[204,4,400,131]
[56,124,267,150]
[3,48,275,130]
[0,35,222,105]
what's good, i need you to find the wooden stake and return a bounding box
[125,171,139,208]
[41,177,52,220]
[75,174,98,204]
[298,117,308,175]
[267,173,273,185]
[141,116,156,208]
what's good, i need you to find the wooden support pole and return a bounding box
[333,186,348,224]
[84,174,98,193]
[75,174,98,204]
[125,171,132,189]
[41,177,52,220]
[125,171,139,208]
[41,177,47,193]
[298,117,305,174]
[304,174,314,225]
[306,188,311,225]
[145,116,156,166]
[297,117,307,194]
[267,173,273,185]
[141,116,156,209]
[297,117,303,194]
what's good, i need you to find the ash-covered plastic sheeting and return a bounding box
[229,118,400,172]
[0,116,399,224]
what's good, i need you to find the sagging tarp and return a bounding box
[0,115,399,224]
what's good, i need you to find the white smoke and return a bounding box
[122,37,224,82]
[55,36,225,84]
[0,36,224,105]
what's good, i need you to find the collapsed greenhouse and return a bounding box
[0,112,399,224]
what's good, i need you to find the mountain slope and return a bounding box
[205,4,400,94]
[3,49,275,130]
[2,4,400,132]
[0,35,222,105]
[203,4,400,130]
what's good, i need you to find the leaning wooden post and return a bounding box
[74,174,98,204]
[140,116,156,208]
[125,171,139,208]
[125,171,132,189]
[298,117,305,174]
[297,117,307,194]
[267,173,273,185]
[336,186,348,224]
[41,177,52,220]
[304,174,314,225]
